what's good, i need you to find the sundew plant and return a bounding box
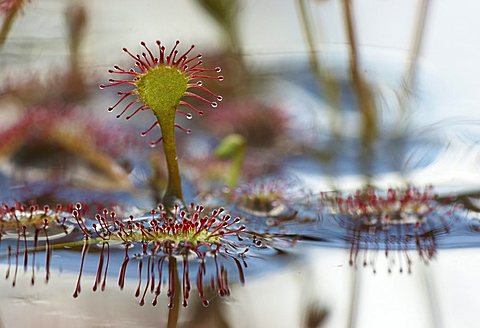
[101,40,223,207]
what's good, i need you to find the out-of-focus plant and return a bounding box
[194,0,252,96]
[194,0,240,55]
[64,3,88,102]
[0,105,135,190]
[233,179,298,220]
[199,100,290,148]
[214,133,246,189]
[1,3,89,105]
[1,202,79,286]
[296,0,341,138]
[322,186,453,272]
[0,0,28,47]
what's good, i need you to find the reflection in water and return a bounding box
[344,220,447,274]
[322,186,454,273]
[0,202,74,238]
[304,302,328,328]
[0,202,76,286]
[71,202,249,308]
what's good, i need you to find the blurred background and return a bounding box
[1,0,480,327]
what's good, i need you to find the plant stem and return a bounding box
[398,0,430,120]
[156,110,183,208]
[394,0,431,183]
[214,134,246,189]
[341,0,377,182]
[227,142,245,189]
[0,5,21,48]
[341,0,377,144]
[296,0,341,138]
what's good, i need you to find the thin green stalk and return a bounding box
[157,111,183,207]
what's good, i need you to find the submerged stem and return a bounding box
[167,257,180,328]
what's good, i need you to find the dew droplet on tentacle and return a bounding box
[149,136,163,147]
